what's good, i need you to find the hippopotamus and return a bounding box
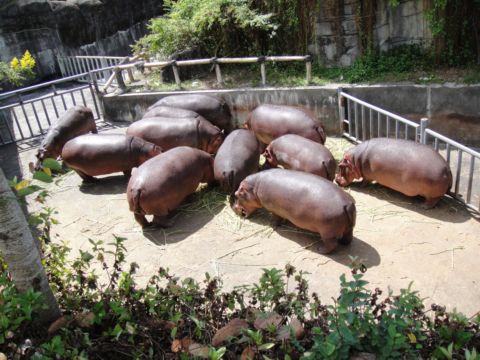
[61,134,162,182]
[264,134,336,181]
[234,169,356,253]
[142,106,200,120]
[148,94,233,132]
[335,138,452,209]
[245,104,326,145]
[214,129,260,194]
[35,105,97,167]
[126,116,224,154]
[127,147,214,228]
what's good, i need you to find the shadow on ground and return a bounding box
[79,174,129,195]
[348,182,476,223]
[245,209,381,268]
[142,186,228,245]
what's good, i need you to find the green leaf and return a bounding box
[33,170,53,183]
[43,158,63,171]
[16,185,41,197]
[258,343,275,351]
[323,342,336,356]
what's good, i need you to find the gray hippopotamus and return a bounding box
[234,169,356,254]
[35,105,97,167]
[126,116,224,154]
[214,129,260,194]
[264,134,336,181]
[335,138,452,209]
[149,94,233,133]
[142,106,200,120]
[245,104,326,145]
[127,147,214,228]
[61,134,162,182]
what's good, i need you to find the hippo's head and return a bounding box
[335,153,361,187]
[233,180,260,217]
[207,131,224,155]
[263,146,277,167]
[34,147,55,171]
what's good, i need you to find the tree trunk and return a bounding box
[0,169,60,323]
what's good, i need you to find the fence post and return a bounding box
[258,56,266,86]
[114,67,127,93]
[420,117,429,144]
[171,61,181,87]
[213,57,223,85]
[305,55,312,84]
[337,87,345,134]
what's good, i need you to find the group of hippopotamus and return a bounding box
[35,94,452,254]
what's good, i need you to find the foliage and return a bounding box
[0,50,36,88]
[1,233,479,359]
[133,0,277,59]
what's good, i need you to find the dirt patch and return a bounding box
[22,127,480,317]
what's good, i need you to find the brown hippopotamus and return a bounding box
[214,129,260,194]
[264,134,336,181]
[142,106,200,120]
[126,116,224,154]
[35,105,97,167]
[234,169,356,254]
[149,94,233,133]
[245,104,326,145]
[61,134,162,182]
[127,146,214,228]
[335,138,453,209]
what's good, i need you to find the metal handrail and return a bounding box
[425,128,480,158]
[340,91,419,128]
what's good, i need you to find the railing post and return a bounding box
[114,67,127,93]
[170,60,181,87]
[305,55,312,84]
[338,87,345,134]
[420,117,429,144]
[213,57,223,85]
[258,56,266,86]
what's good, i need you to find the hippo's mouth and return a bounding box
[233,202,248,217]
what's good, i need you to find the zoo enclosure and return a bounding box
[338,90,480,212]
[0,68,111,146]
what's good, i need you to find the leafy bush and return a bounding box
[1,234,479,359]
[133,0,276,58]
[0,50,36,88]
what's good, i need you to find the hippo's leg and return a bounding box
[134,213,150,228]
[421,197,442,210]
[338,229,353,246]
[91,124,98,134]
[75,169,97,183]
[123,170,132,178]
[317,238,338,254]
[152,214,174,228]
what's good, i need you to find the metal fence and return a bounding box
[57,55,125,83]
[338,90,480,212]
[0,70,109,146]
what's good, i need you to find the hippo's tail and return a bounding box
[130,187,145,215]
[315,124,327,145]
[221,170,235,194]
[338,202,356,246]
[446,167,453,192]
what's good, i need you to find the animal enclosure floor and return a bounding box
[22,129,480,318]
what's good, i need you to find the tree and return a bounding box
[0,169,60,323]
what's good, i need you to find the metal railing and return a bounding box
[57,55,126,83]
[338,90,480,212]
[0,68,112,146]
[105,55,313,92]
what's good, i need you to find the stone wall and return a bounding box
[312,0,431,66]
[0,0,164,79]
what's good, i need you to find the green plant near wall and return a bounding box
[0,50,36,88]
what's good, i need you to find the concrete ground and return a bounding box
[17,125,480,318]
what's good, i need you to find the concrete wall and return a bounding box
[313,0,431,66]
[101,84,480,146]
[102,87,341,135]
